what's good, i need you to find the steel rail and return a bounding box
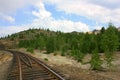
[27,54,65,80]
[19,54,32,68]
[16,53,22,80]
[6,50,65,80]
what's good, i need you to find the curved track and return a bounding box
[6,50,65,80]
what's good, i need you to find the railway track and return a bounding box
[6,50,65,80]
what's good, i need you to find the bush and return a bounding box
[44,58,48,61]
[71,50,84,62]
[27,47,34,53]
[53,52,58,56]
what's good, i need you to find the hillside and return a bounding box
[0,25,120,52]
[0,28,58,49]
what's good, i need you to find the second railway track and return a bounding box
[6,50,65,80]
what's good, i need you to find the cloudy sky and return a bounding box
[0,0,120,36]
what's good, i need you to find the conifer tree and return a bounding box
[90,48,102,70]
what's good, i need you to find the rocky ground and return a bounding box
[0,50,13,80]
[18,48,120,80]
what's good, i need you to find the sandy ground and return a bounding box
[17,49,120,80]
[0,51,13,80]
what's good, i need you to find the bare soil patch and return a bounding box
[0,51,13,80]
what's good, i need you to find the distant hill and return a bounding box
[0,28,55,48]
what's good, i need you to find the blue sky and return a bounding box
[0,0,120,36]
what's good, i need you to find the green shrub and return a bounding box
[27,47,34,53]
[71,50,84,62]
[90,48,102,70]
[75,52,84,62]
[53,52,58,56]
[44,58,48,61]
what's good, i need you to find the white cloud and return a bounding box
[0,0,120,25]
[85,0,120,9]
[0,0,34,14]
[0,0,18,13]
[32,18,89,32]
[0,13,15,23]
[0,25,27,37]
[31,1,89,32]
[44,0,120,25]
[0,0,38,23]
[0,0,27,23]
[32,2,51,19]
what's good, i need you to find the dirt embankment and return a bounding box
[0,51,13,80]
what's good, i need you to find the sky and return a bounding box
[0,0,120,37]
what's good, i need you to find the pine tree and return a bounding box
[90,48,102,70]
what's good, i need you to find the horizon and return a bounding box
[0,0,120,37]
